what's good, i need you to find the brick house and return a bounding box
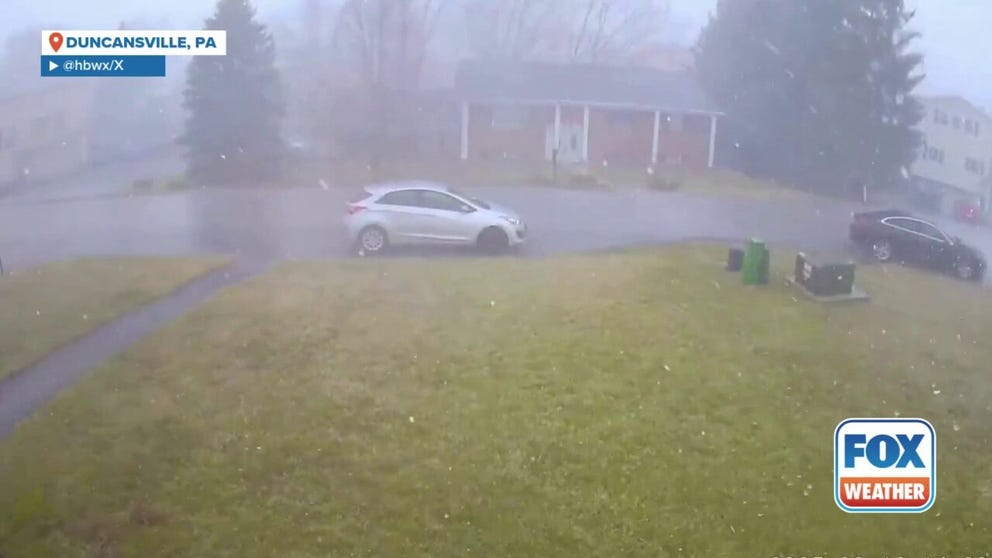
[453,61,722,171]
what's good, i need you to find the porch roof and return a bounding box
[454,60,723,116]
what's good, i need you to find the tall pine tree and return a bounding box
[696,0,923,195]
[182,0,285,185]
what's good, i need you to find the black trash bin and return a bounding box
[727,248,744,272]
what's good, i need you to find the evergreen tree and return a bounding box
[90,22,172,163]
[181,0,285,185]
[696,0,923,195]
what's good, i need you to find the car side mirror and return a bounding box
[459,204,475,213]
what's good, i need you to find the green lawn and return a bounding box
[1,246,990,557]
[0,257,230,379]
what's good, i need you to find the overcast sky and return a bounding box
[4,0,992,109]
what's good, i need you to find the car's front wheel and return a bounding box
[872,240,894,263]
[477,227,509,254]
[954,258,980,281]
[356,225,388,256]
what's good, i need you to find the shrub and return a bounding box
[568,173,602,188]
[530,173,555,186]
[647,174,681,191]
[132,178,154,191]
[166,175,192,191]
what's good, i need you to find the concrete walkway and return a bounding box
[0,258,271,438]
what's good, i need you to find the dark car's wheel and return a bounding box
[954,258,980,281]
[871,240,894,262]
[477,227,509,254]
[356,226,388,256]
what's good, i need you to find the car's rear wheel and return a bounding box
[954,259,979,281]
[357,226,388,256]
[872,240,893,262]
[477,227,509,254]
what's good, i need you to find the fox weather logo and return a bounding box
[834,418,936,513]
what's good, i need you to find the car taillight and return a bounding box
[347,204,366,215]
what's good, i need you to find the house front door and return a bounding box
[545,124,585,164]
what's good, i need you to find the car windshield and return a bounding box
[5,0,992,555]
[447,187,491,209]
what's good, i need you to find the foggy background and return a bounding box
[3,0,991,109]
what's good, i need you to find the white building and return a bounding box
[911,95,992,215]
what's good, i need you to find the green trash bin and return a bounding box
[742,238,769,285]
[757,245,770,284]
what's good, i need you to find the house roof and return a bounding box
[454,60,722,115]
[919,95,992,123]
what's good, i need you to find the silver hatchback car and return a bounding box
[343,181,527,255]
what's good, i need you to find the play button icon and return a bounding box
[48,60,58,71]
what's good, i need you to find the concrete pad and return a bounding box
[786,277,871,303]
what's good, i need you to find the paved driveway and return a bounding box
[0,186,848,268]
[2,183,990,279]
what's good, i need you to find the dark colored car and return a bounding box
[849,209,987,281]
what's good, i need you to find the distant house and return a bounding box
[0,81,96,188]
[453,60,722,171]
[631,43,696,72]
[0,75,181,189]
[911,95,992,215]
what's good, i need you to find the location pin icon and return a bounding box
[49,32,63,53]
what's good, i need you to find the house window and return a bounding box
[965,157,986,176]
[952,116,962,129]
[52,112,67,132]
[933,108,949,125]
[491,106,531,130]
[607,111,639,126]
[664,114,684,132]
[31,115,51,140]
[922,144,944,163]
[1,127,16,150]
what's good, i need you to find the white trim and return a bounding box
[582,105,590,162]
[460,102,469,160]
[708,115,718,168]
[651,111,660,165]
[553,103,561,151]
[881,216,950,243]
[463,97,725,117]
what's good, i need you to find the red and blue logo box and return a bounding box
[834,418,936,513]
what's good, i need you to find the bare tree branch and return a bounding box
[463,0,558,61]
[564,0,668,63]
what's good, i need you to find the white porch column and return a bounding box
[582,105,590,162]
[553,103,562,151]
[651,110,661,166]
[460,102,469,160]
[708,115,718,169]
